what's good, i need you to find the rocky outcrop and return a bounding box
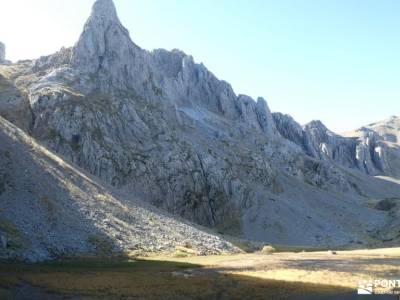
[273,113,357,166]
[302,120,358,167]
[69,0,278,135]
[0,69,33,132]
[71,0,146,92]
[0,42,10,65]
[273,113,400,178]
[272,113,306,150]
[0,42,5,63]
[344,116,400,178]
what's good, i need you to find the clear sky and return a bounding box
[0,0,399,132]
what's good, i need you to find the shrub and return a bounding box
[172,246,198,258]
[88,235,113,256]
[261,245,276,255]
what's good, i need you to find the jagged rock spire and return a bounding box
[71,0,139,79]
[91,0,118,19]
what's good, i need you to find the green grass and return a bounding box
[0,220,19,236]
[0,220,26,250]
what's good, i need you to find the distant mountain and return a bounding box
[342,116,400,178]
[273,114,400,178]
[0,0,399,259]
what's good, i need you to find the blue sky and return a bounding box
[0,0,399,132]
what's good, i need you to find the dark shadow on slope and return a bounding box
[0,74,33,132]
[0,116,123,260]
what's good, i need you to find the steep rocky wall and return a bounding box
[0,42,5,63]
[0,115,239,261]
[273,113,399,178]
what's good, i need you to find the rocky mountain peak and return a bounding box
[304,120,329,132]
[91,0,118,19]
[71,0,139,81]
[80,0,122,37]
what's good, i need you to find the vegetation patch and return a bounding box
[87,235,113,256]
[374,198,397,211]
[172,246,198,258]
[0,220,24,250]
[261,245,276,255]
[0,220,20,237]
[39,197,57,222]
[225,237,260,253]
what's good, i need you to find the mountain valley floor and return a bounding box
[1,247,400,300]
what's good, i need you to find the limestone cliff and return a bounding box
[0,0,399,250]
[273,113,400,178]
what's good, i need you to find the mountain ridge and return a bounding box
[0,0,399,257]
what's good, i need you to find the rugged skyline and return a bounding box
[1,0,399,132]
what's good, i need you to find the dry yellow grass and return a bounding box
[2,248,399,299]
[148,247,400,291]
[0,257,350,300]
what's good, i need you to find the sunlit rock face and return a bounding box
[342,116,400,178]
[71,0,146,91]
[0,0,399,248]
[273,113,400,179]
